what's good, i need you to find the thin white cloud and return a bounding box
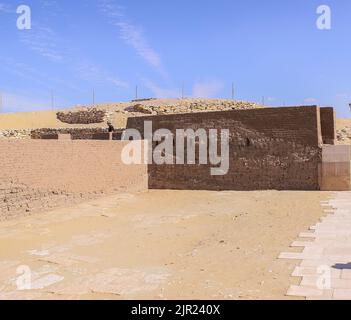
[304,97,317,104]
[0,2,11,13]
[99,0,167,77]
[142,79,179,98]
[16,14,128,90]
[192,80,224,98]
[40,0,58,7]
[39,0,64,17]
[19,25,64,62]
[336,93,349,99]
[0,56,85,93]
[77,62,129,89]
[116,22,163,72]
[1,91,50,113]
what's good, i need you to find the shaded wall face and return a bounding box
[127,106,323,191]
[0,141,148,220]
[320,107,336,145]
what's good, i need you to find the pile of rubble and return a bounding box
[124,104,153,114]
[0,129,31,140]
[337,125,351,144]
[56,108,106,124]
[0,99,265,138]
[121,99,264,116]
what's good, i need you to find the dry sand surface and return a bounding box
[0,110,106,130]
[336,118,351,145]
[0,190,330,300]
[337,118,351,130]
[0,102,348,145]
[0,98,262,130]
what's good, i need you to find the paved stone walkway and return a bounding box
[279,192,351,300]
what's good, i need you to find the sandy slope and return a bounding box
[0,110,106,130]
[336,118,351,145]
[0,98,262,130]
[337,118,351,130]
[0,190,329,300]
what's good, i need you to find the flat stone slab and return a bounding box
[287,285,327,298]
[334,289,351,300]
[299,232,316,238]
[291,266,341,278]
[280,192,351,300]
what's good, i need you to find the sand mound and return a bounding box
[336,118,351,145]
[0,98,263,131]
[0,99,348,144]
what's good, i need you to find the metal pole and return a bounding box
[135,86,138,100]
[231,83,235,100]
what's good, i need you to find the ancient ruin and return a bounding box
[0,99,349,302]
[128,105,349,191]
[0,102,349,221]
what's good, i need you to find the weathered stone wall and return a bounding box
[56,108,106,124]
[0,140,147,220]
[31,128,107,140]
[30,128,124,140]
[320,107,336,145]
[127,106,324,191]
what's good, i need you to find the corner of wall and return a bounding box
[316,106,323,147]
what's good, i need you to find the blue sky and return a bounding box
[0,0,350,117]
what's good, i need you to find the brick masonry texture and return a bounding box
[320,107,336,145]
[31,128,108,140]
[0,140,147,220]
[31,128,125,140]
[127,106,326,191]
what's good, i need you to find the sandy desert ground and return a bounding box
[0,190,330,300]
[337,118,351,144]
[0,103,348,145]
[337,118,351,129]
[0,109,106,130]
[0,99,260,130]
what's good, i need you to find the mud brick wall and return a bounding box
[127,106,323,191]
[31,128,125,140]
[56,108,106,124]
[320,107,336,145]
[0,140,147,220]
[31,128,108,140]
